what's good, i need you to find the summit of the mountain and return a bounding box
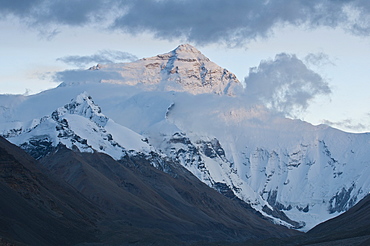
[170,43,209,60]
[88,44,242,95]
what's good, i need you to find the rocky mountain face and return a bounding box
[1,44,370,235]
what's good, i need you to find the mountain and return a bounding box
[233,194,370,245]
[262,194,370,246]
[1,44,370,232]
[0,136,301,245]
[304,194,370,245]
[65,43,242,96]
[0,136,100,246]
[3,91,151,161]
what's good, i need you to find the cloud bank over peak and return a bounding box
[51,46,332,119]
[1,0,370,45]
[244,53,332,117]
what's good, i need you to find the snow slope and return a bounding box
[1,44,369,231]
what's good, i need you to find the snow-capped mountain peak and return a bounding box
[55,91,108,127]
[170,43,209,61]
[83,44,242,96]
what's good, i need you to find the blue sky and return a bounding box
[1,0,370,132]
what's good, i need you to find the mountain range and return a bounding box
[0,44,369,245]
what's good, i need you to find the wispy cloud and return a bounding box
[304,52,335,68]
[322,119,368,132]
[1,0,370,45]
[57,50,138,68]
[244,53,331,117]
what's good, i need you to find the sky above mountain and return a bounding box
[1,0,370,133]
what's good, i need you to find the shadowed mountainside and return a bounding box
[303,193,370,245]
[39,145,301,245]
[0,137,300,245]
[0,137,100,246]
[239,194,370,246]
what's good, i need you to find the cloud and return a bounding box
[322,119,367,132]
[244,53,331,117]
[57,50,138,67]
[1,0,370,45]
[304,52,335,68]
[0,0,44,17]
[0,0,116,26]
[53,69,123,86]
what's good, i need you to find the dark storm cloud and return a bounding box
[244,53,331,116]
[57,50,138,67]
[0,0,43,16]
[111,0,370,45]
[0,0,118,26]
[1,0,370,45]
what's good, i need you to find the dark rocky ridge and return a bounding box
[0,137,100,246]
[304,193,370,245]
[0,137,301,245]
[40,145,301,244]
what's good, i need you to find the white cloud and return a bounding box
[57,50,138,68]
[304,52,335,68]
[244,53,331,117]
[322,119,368,132]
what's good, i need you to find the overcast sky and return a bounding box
[1,0,370,133]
